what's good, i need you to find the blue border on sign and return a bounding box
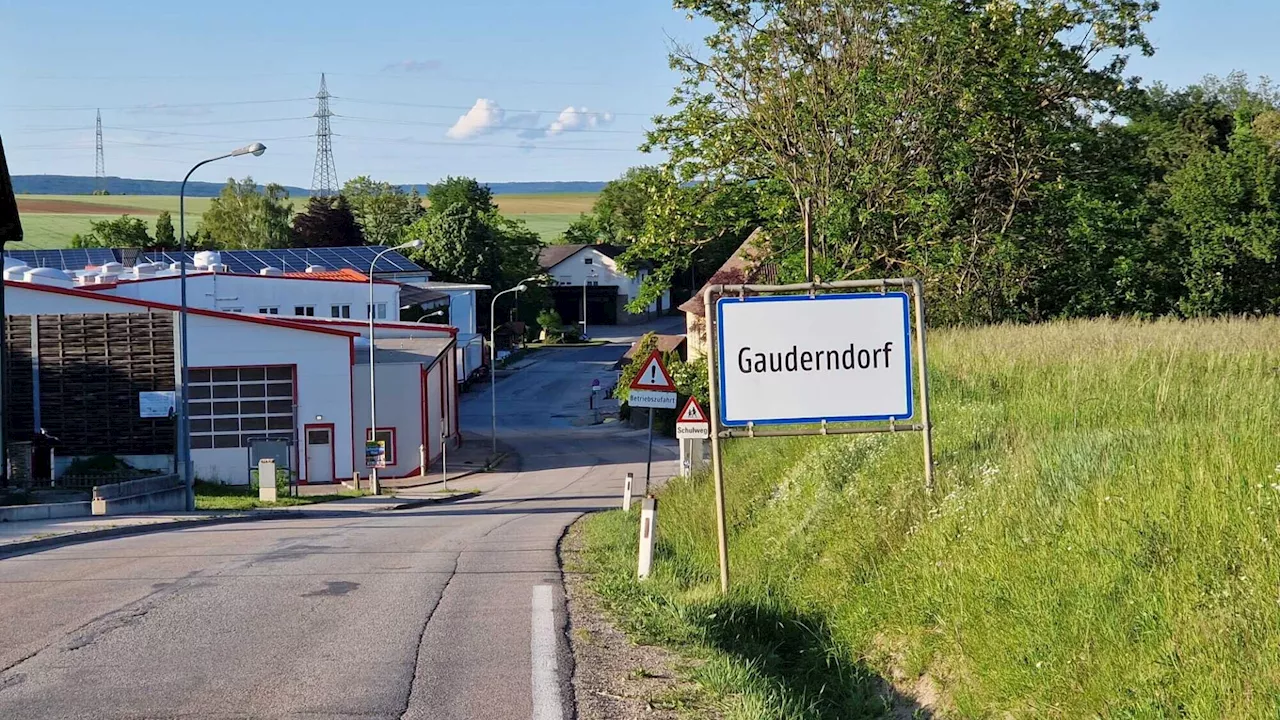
[715,292,914,427]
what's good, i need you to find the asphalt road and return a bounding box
[0,325,678,719]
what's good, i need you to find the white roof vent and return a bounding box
[24,267,75,288]
[3,264,31,281]
[259,266,283,276]
[3,257,27,271]
[169,262,197,272]
[95,272,119,284]
[206,263,228,273]
[133,264,159,277]
[99,261,124,274]
[194,250,221,268]
[305,265,326,273]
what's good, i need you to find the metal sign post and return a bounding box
[628,350,677,497]
[702,278,934,594]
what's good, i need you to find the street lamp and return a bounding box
[367,238,424,495]
[489,278,538,456]
[582,269,598,339]
[416,309,445,323]
[177,142,265,511]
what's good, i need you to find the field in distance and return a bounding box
[10,193,597,249]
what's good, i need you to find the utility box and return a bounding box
[258,458,277,503]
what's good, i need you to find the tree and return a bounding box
[639,0,1158,325]
[291,196,365,248]
[405,204,500,284]
[71,214,152,248]
[341,176,425,246]
[154,211,175,249]
[200,177,293,249]
[592,166,664,244]
[427,176,496,216]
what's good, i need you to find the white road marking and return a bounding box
[531,584,563,720]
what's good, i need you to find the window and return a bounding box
[257,307,279,315]
[189,366,294,449]
[330,304,351,319]
[224,307,244,313]
[583,257,593,265]
[366,427,396,464]
[294,305,316,316]
[587,281,598,286]
[367,303,387,320]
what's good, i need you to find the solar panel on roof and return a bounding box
[126,246,422,275]
[4,248,118,271]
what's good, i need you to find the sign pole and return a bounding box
[703,287,730,594]
[911,278,935,491]
[643,407,653,495]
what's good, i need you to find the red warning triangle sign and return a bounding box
[629,350,677,392]
[676,396,708,425]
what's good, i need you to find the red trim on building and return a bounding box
[420,366,429,471]
[4,281,359,338]
[301,423,337,485]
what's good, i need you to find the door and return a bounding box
[305,426,335,484]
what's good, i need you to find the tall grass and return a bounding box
[579,318,1280,718]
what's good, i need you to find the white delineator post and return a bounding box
[622,472,633,511]
[637,496,657,579]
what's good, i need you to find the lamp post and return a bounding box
[582,269,597,339]
[178,142,265,511]
[367,239,424,495]
[489,280,536,456]
[416,309,445,323]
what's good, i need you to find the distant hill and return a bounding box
[14,175,607,197]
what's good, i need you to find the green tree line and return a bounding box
[564,2,1280,324]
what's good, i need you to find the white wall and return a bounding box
[4,283,357,486]
[548,247,671,314]
[351,362,423,478]
[92,273,400,320]
[442,289,478,334]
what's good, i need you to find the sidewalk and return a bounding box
[0,487,479,558]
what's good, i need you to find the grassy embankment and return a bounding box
[11,193,595,249]
[577,318,1280,719]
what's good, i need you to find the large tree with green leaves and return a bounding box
[636,0,1158,324]
[427,176,496,216]
[154,211,176,250]
[341,176,425,246]
[291,195,365,248]
[71,214,153,249]
[200,177,293,249]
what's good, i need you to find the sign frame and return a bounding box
[629,350,678,392]
[675,397,710,440]
[715,292,914,427]
[701,277,935,596]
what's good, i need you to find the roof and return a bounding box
[418,281,492,291]
[678,228,777,316]
[537,243,625,270]
[281,268,368,282]
[354,337,455,367]
[399,284,450,307]
[622,334,686,360]
[285,316,458,337]
[3,280,359,339]
[3,245,424,275]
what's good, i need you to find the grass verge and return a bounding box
[578,317,1280,719]
[194,481,366,511]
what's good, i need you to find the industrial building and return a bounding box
[538,243,671,327]
[2,262,459,487]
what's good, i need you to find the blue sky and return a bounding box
[1,1,1277,188]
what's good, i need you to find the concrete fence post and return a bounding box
[638,496,657,579]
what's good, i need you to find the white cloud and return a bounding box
[446,99,506,140]
[545,106,614,136]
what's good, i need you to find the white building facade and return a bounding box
[538,244,670,326]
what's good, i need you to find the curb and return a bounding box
[385,490,481,511]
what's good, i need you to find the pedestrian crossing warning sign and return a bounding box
[676,397,710,439]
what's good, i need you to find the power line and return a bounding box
[334,96,656,117]
[333,114,648,135]
[0,98,313,112]
[338,134,640,152]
